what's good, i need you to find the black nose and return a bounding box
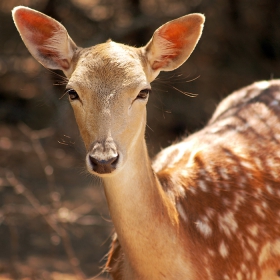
[88,154,119,174]
[87,138,119,174]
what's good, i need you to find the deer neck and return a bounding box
[103,136,181,277]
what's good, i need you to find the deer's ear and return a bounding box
[144,14,205,81]
[12,6,77,77]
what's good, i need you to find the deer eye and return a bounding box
[137,89,151,100]
[66,89,79,101]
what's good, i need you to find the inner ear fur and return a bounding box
[12,6,77,76]
[144,14,205,78]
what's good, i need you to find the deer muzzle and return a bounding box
[87,138,119,174]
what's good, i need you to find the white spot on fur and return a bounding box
[240,161,254,170]
[176,202,188,223]
[254,205,266,219]
[247,172,253,180]
[169,147,186,166]
[265,184,274,195]
[271,239,280,256]
[258,240,280,265]
[181,169,188,178]
[196,216,212,237]
[256,188,262,195]
[220,167,230,180]
[247,224,258,237]
[236,233,247,252]
[266,158,275,168]
[177,185,186,197]
[244,249,252,261]
[233,192,245,211]
[241,263,247,273]
[272,169,279,179]
[205,268,212,280]
[258,242,271,265]
[219,240,229,258]
[262,201,268,209]
[208,249,215,257]
[247,237,258,252]
[254,157,263,170]
[236,271,243,280]
[189,186,196,195]
[198,180,208,192]
[266,158,280,179]
[218,211,238,238]
[222,198,231,207]
[206,208,215,219]
[232,165,239,173]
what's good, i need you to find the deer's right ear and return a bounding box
[12,6,77,77]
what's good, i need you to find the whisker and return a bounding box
[184,75,200,83]
[47,68,68,81]
[59,91,68,100]
[58,140,69,146]
[53,81,69,86]
[146,123,154,132]
[168,75,201,84]
[170,85,198,97]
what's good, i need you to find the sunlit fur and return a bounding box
[13,6,280,280]
[107,80,280,280]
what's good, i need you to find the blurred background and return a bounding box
[0,0,279,279]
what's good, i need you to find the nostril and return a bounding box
[88,155,99,169]
[110,155,119,168]
[88,154,119,174]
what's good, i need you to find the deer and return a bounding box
[12,5,280,280]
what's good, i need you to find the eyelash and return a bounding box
[137,89,151,100]
[65,88,151,102]
[65,89,79,101]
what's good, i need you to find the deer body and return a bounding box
[152,80,280,280]
[12,6,280,280]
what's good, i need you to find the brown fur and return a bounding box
[14,7,280,279]
[105,81,280,279]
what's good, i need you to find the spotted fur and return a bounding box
[106,81,280,279]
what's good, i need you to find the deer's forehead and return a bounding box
[69,42,148,98]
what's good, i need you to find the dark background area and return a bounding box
[0,0,279,279]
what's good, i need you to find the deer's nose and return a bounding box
[88,154,119,174]
[87,138,119,174]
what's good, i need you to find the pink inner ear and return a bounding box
[152,54,179,70]
[15,9,59,46]
[151,22,189,70]
[158,22,189,50]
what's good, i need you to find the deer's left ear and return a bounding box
[143,14,205,81]
[12,6,78,77]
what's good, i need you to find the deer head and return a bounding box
[12,6,204,176]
